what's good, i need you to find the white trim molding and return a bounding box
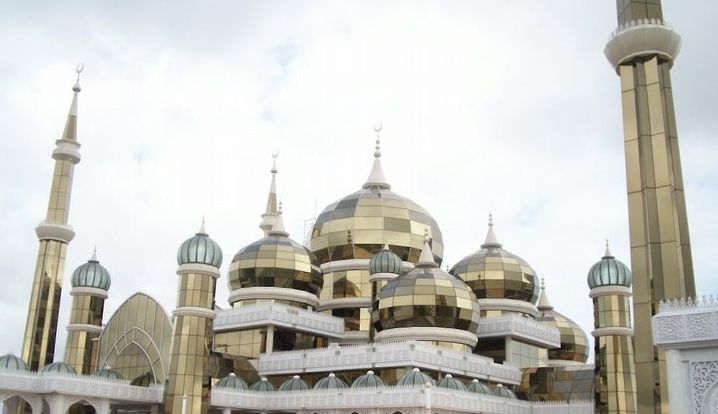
[368,272,398,282]
[591,326,634,338]
[214,302,344,338]
[66,323,103,334]
[228,287,319,308]
[70,286,108,299]
[604,18,681,70]
[52,139,82,164]
[476,316,561,348]
[589,285,632,299]
[321,259,414,273]
[318,296,372,311]
[374,327,478,347]
[35,221,75,243]
[478,298,539,317]
[653,297,718,350]
[176,263,220,278]
[173,306,217,320]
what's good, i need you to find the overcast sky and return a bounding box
[1,1,717,363]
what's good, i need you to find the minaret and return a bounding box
[259,151,279,235]
[604,2,694,412]
[22,64,84,370]
[165,220,223,414]
[588,243,637,414]
[64,248,110,374]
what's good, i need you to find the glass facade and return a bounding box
[64,294,105,374]
[519,366,594,401]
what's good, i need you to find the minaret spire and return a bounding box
[537,277,553,310]
[269,202,290,237]
[259,150,280,235]
[481,213,502,248]
[22,65,84,370]
[363,123,391,190]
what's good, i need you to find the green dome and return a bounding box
[177,224,223,268]
[587,246,632,289]
[467,379,492,395]
[95,367,124,380]
[71,253,111,290]
[351,370,386,388]
[0,353,27,371]
[216,373,248,390]
[437,374,466,391]
[369,245,403,275]
[396,368,435,387]
[40,362,77,375]
[130,372,155,386]
[493,384,517,399]
[314,373,348,390]
[279,375,309,391]
[250,377,276,392]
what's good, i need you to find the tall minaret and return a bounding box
[604,3,695,412]
[21,65,84,370]
[259,151,279,235]
[165,220,223,414]
[64,249,110,374]
[588,243,637,414]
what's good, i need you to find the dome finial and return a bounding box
[363,124,391,190]
[198,216,207,235]
[260,151,280,235]
[417,231,438,268]
[269,202,289,237]
[604,239,613,258]
[271,149,279,174]
[73,62,84,93]
[537,276,553,310]
[482,213,502,248]
[91,246,98,262]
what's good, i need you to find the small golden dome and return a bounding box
[536,280,589,363]
[373,239,479,333]
[450,216,539,304]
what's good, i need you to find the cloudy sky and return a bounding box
[1,1,717,362]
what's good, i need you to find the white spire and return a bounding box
[197,216,207,235]
[269,202,289,237]
[481,213,502,248]
[537,277,553,310]
[363,124,391,190]
[90,246,98,262]
[260,151,280,235]
[603,240,613,258]
[62,63,83,141]
[416,232,438,268]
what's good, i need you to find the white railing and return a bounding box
[258,340,522,384]
[477,316,561,348]
[212,385,593,414]
[653,295,718,348]
[0,369,163,403]
[214,302,345,338]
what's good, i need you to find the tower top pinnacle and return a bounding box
[363,123,391,190]
[72,63,84,93]
[482,213,502,248]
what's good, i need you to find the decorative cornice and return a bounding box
[653,296,718,350]
[320,258,414,274]
[368,272,398,282]
[591,326,634,337]
[476,315,561,348]
[317,297,372,311]
[35,222,75,243]
[374,327,478,347]
[66,323,103,334]
[478,298,539,317]
[52,139,81,164]
[228,287,319,308]
[70,287,108,299]
[173,306,217,320]
[214,302,344,338]
[604,18,681,71]
[589,285,632,298]
[176,263,220,278]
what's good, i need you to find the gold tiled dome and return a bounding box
[310,137,443,264]
[536,280,589,363]
[372,239,479,332]
[450,217,539,304]
[229,215,323,296]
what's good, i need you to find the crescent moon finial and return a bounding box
[373,122,383,158]
[73,62,84,93]
[271,149,279,173]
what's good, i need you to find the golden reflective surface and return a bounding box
[519,366,594,402]
[451,245,539,304]
[64,295,104,374]
[311,188,443,264]
[372,266,479,333]
[229,235,322,297]
[98,293,172,383]
[537,308,588,364]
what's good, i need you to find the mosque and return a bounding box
[1,2,717,414]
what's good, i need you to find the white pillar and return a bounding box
[45,395,65,414]
[266,325,275,354]
[222,408,231,414]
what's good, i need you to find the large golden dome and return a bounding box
[310,139,443,264]
[450,217,540,304]
[536,281,589,363]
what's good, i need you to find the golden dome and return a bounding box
[372,239,479,333]
[536,280,589,363]
[310,137,443,264]
[229,214,323,296]
[450,216,539,304]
